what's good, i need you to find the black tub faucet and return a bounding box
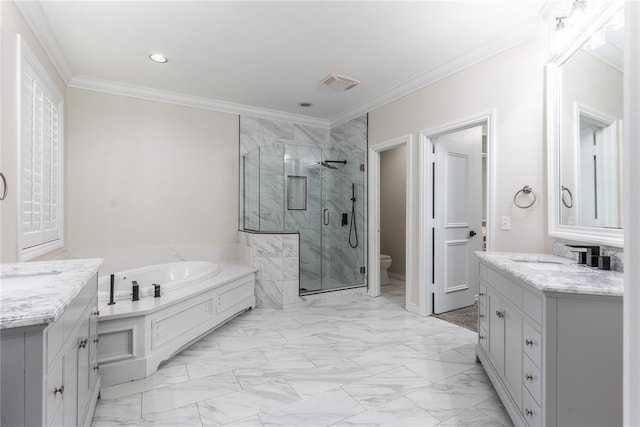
[132,280,140,301]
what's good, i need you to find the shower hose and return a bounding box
[349,183,358,248]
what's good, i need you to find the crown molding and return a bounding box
[329,19,547,128]
[69,75,330,128]
[14,0,73,84]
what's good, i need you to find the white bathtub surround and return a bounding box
[0,258,103,328]
[98,261,220,302]
[97,261,256,387]
[552,240,624,272]
[92,283,511,427]
[67,243,251,279]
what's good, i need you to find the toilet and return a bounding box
[380,254,392,286]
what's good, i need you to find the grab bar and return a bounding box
[323,208,329,225]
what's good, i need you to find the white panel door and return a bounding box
[434,134,482,314]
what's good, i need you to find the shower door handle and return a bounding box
[323,209,329,225]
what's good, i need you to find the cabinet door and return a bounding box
[76,307,92,423]
[503,299,522,406]
[487,287,504,372]
[62,343,78,427]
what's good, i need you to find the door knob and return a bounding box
[469,230,477,237]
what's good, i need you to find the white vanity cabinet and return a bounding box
[0,273,101,427]
[476,259,622,427]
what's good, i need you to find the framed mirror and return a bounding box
[547,1,624,246]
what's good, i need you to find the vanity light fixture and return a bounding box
[149,53,168,63]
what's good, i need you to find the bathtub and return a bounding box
[98,261,221,302]
[97,261,256,387]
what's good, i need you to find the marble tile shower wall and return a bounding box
[239,115,368,300]
[552,240,624,272]
[238,231,301,309]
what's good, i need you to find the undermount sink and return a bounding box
[0,271,62,292]
[513,260,580,272]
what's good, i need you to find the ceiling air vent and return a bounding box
[321,73,360,91]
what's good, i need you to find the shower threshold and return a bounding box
[299,284,366,296]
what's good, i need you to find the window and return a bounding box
[18,36,64,260]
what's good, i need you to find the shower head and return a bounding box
[321,161,338,170]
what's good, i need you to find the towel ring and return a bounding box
[561,186,573,209]
[0,173,6,201]
[513,185,536,209]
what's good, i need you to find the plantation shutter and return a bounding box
[19,38,63,254]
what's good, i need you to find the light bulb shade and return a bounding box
[149,53,168,63]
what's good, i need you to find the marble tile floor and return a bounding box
[92,278,512,427]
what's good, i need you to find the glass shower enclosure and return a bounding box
[243,144,365,295]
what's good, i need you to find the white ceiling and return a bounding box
[23,1,549,126]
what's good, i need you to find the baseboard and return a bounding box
[388,273,406,281]
[407,302,420,315]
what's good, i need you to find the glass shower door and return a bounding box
[283,145,323,293]
[321,150,366,291]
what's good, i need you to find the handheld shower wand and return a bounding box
[349,183,358,248]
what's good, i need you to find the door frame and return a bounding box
[418,110,496,316]
[367,134,415,313]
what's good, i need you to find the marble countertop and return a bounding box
[0,258,104,329]
[476,252,623,297]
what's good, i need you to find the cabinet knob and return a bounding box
[495,310,504,319]
[53,385,64,396]
[525,373,533,381]
[79,338,88,349]
[525,339,534,346]
[525,408,534,417]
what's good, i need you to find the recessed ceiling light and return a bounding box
[149,53,168,63]
[298,102,313,107]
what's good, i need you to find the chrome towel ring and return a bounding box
[513,185,536,209]
[0,173,6,201]
[561,186,574,208]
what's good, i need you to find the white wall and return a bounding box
[64,88,240,250]
[369,36,551,305]
[380,145,406,277]
[0,1,67,262]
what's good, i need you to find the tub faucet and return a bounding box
[132,281,140,301]
[108,274,116,305]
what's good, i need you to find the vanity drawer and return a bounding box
[523,354,542,405]
[523,321,542,368]
[484,265,522,307]
[522,290,542,325]
[522,387,542,427]
[64,279,96,338]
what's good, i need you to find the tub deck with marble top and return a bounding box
[97,261,256,387]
